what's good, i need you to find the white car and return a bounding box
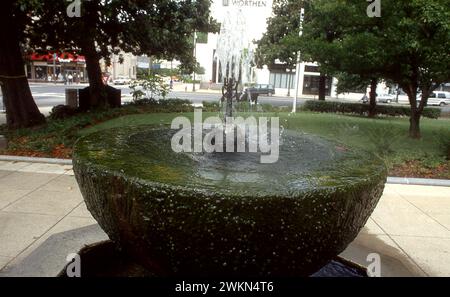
[112,76,132,85]
[376,94,396,103]
[426,91,450,107]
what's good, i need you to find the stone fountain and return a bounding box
[70,8,387,277]
[72,126,386,276]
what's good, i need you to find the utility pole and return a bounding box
[170,60,174,89]
[286,68,291,97]
[292,8,305,113]
[53,53,57,83]
[192,31,197,92]
[112,53,116,80]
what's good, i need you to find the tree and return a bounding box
[0,0,45,128]
[286,0,450,136]
[378,0,450,138]
[286,0,387,116]
[28,0,218,109]
[255,0,306,96]
[255,0,303,70]
[257,0,339,100]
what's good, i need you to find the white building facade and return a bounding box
[101,52,138,80]
[109,0,390,99]
[194,0,391,99]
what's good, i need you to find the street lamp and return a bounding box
[292,8,305,113]
[192,31,197,92]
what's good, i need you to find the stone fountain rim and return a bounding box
[73,125,387,200]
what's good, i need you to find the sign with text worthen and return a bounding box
[223,0,268,8]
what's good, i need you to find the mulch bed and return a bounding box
[390,160,450,179]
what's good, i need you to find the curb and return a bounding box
[387,177,450,187]
[0,155,72,165]
[0,155,449,187]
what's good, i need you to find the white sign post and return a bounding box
[292,8,305,113]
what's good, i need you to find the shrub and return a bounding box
[129,74,170,101]
[434,129,450,160]
[126,98,193,113]
[202,101,220,112]
[301,100,441,119]
[49,105,78,120]
[130,98,159,106]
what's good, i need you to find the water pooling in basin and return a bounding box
[75,125,385,197]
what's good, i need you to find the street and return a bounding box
[24,83,301,109]
[1,83,449,115]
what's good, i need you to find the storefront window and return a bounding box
[35,66,47,80]
[269,72,295,89]
[302,75,332,96]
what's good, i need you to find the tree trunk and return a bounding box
[368,78,378,118]
[403,84,421,139]
[318,73,326,101]
[0,1,45,128]
[410,86,434,139]
[409,111,421,139]
[81,38,108,109]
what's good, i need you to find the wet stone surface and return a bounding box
[73,125,387,276]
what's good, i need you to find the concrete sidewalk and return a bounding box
[0,160,449,276]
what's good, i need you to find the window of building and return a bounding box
[269,72,296,89]
[303,75,333,96]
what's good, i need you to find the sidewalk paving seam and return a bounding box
[369,218,430,276]
[400,195,450,233]
[0,170,15,180]
[0,199,85,272]
[0,173,61,211]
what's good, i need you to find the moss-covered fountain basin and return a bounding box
[73,125,387,276]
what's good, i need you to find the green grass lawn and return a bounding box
[1,106,448,178]
[81,111,450,178]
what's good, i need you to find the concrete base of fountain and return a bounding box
[73,126,387,277]
[57,240,367,277]
[0,223,422,277]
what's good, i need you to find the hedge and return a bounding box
[301,100,441,119]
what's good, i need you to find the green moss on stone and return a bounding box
[73,125,387,276]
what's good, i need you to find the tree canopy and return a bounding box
[27,0,218,107]
[272,0,450,137]
[255,0,304,70]
[1,0,218,128]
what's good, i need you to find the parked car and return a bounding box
[425,91,450,107]
[112,76,132,85]
[245,84,275,97]
[376,93,395,103]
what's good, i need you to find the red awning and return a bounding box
[29,52,85,63]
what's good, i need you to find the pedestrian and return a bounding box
[68,73,73,85]
[360,94,368,104]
